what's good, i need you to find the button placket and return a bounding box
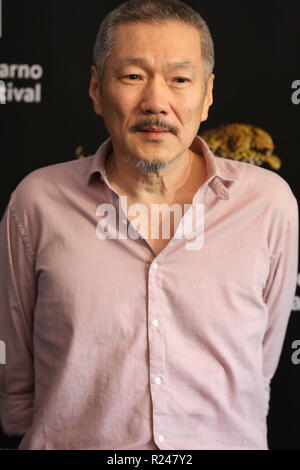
[147,258,167,447]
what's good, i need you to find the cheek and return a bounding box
[181,102,204,128]
[107,89,135,120]
[102,95,129,125]
[179,93,204,120]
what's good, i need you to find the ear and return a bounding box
[89,65,103,116]
[200,73,214,122]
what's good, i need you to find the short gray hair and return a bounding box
[93,0,215,86]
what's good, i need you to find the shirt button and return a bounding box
[158,435,164,442]
[152,319,159,327]
[154,376,162,385]
[152,262,158,270]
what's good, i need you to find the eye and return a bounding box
[123,74,141,80]
[174,77,190,83]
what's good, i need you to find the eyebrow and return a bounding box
[115,57,196,72]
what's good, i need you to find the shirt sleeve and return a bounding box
[0,191,36,436]
[262,192,299,395]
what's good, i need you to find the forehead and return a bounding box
[109,21,202,65]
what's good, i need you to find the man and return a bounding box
[0,0,298,450]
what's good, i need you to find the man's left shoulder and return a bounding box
[220,156,297,206]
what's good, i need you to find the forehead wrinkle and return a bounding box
[115,57,196,72]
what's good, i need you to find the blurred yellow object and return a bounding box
[200,123,282,170]
[75,145,87,159]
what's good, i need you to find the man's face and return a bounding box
[89,20,214,164]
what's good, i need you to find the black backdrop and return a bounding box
[0,0,299,450]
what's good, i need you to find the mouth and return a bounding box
[139,127,170,138]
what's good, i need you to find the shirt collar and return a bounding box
[87,134,241,200]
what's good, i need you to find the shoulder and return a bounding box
[10,155,95,213]
[216,156,298,218]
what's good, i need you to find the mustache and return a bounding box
[130,119,178,135]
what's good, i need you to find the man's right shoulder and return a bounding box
[9,154,96,213]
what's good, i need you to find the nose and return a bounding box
[140,78,169,116]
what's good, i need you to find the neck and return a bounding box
[105,147,207,205]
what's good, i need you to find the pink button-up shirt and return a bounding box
[0,135,298,450]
